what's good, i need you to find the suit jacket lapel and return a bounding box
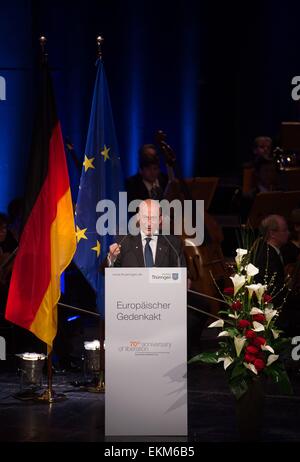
[155,236,168,267]
[132,234,145,267]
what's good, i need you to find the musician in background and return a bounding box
[125,144,168,204]
[0,213,18,315]
[252,214,289,310]
[253,136,273,162]
[281,208,300,265]
[7,197,24,243]
[281,209,300,337]
[239,158,280,223]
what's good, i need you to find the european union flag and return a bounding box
[74,59,123,314]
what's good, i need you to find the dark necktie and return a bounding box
[150,185,162,200]
[144,237,154,267]
[278,250,284,266]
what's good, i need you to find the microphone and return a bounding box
[156,233,181,267]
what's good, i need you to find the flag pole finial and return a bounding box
[96,35,104,60]
[39,36,48,64]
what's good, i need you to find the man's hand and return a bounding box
[109,243,121,263]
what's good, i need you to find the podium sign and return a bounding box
[105,267,187,436]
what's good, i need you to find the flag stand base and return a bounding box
[13,389,41,401]
[87,371,105,393]
[87,381,105,393]
[36,388,67,403]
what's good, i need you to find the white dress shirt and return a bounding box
[142,178,160,195]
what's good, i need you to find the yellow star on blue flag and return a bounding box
[101,145,110,162]
[83,155,95,171]
[91,240,101,258]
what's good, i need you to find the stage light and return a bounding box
[15,353,46,400]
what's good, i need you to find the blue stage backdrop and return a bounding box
[0,1,34,212]
[1,1,300,213]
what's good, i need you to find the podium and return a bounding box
[105,267,187,436]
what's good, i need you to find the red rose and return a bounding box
[253,314,266,323]
[238,319,251,329]
[254,358,265,372]
[253,336,266,347]
[245,330,257,339]
[244,353,256,363]
[231,300,242,311]
[263,294,272,303]
[224,287,234,295]
[246,345,260,355]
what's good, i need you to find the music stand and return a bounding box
[281,122,300,151]
[183,177,219,210]
[247,191,300,228]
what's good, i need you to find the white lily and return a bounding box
[218,356,234,370]
[218,330,230,337]
[245,263,259,282]
[229,312,240,319]
[255,284,267,304]
[271,329,280,339]
[243,362,258,375]
[265,308,278,324]
[246,284,257,300]
[208,319,224,328]
[261,344,275,354]
[230,274,246,295]
[250,307,264,315]
[253,321,265,332]
[246,283,267,303]
[267,354,279,366]
[235,248,248,267]
[234,336,246,357]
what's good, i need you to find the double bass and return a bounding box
[155,130,230,315]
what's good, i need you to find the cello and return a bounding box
[155,130,230,316]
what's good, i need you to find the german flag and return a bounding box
[5,61,76,347]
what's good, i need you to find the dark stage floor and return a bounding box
[1,336,300,443]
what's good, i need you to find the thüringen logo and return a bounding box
[0,76,6,101]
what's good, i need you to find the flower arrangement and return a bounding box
[190,248,292,399]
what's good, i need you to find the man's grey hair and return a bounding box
[253,136,272,148]
[260,214,283,238]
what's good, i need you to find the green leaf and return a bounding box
[277,370,293,395]
[229,377,249,400]
[188,352,218,365]
[230,363,246,380]
[227,327,240,337]
[265,364,293,395]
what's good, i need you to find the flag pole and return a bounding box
[96,35,104,61]
[88,35,106,394]
[96,35,105,394]
[35,36,66,403]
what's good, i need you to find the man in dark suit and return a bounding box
[107,199,185,268]
[125,144,168,204]
[252,214,289,307]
